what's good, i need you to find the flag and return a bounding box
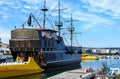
[28,15,31,26]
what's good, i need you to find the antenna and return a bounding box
[41,0,48,28]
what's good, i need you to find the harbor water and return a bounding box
[82,59,120,70]
[5,59,120,79]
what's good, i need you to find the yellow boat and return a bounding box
[82,54,99,62]
[0,57,43,79]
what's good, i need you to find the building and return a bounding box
[0,38,11,55]
[83,47,120,54]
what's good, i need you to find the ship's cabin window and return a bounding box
[50,48,53,51]
[44,40,47,47]
[60,53,63,58]
[0,50,4,53]
[48,40,50,47]
[47,48,49,51]
[52,41,54,47]
[15,41,20,47]
[6,51,10,54]
[42,48,45,51]
[26,40,31,47]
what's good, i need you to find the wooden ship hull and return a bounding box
[10,28,82,70]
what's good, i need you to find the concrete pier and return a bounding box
[47,68,95,79]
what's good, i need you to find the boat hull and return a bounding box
[46,58,81,69]
[0,57,42,79]
[10,28,82,71]
[82,56,99,60]
[40,51,81,69]
[0,70,41,79]
[82,56,99,62]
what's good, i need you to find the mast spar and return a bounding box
[69,14,74,48]
[0,38,1,47]
[55,0,63,37]
[64,14,81,48]
[41,0,48,28]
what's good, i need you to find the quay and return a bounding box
[47,67,120,79]
[99,55,120,59]
[47,68,96,79]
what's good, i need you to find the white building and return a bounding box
[0,38,11,55]
[0,48,11,55]
[91,48,119,54]
[92,49,101,53]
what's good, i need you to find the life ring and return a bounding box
[40,55,44,60]
[39,55,46,67]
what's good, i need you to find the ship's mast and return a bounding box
[69,14,74,48]
[64,14,80,48]
[0,38,1,48]
[55,0,63,36]
[41,0,48,28]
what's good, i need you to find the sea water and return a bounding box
[5,59,120,79]
[81,59,120,70]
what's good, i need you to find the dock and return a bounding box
[47,68,96,79]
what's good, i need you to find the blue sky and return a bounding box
[0,0,120,47]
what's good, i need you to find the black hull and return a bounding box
[11,51,81,70]
[46,58,81,69]
[10,28,82,70]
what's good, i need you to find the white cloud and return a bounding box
[0,1,4,4]
[4,0,14,6]
[81,0,120,17]
[2,15,9,19]
[0,26,11,44]
[71,10,115,30]
[21,0,42,4]
[0,0,119,31]
[56,0,119,31]
[2,7,8,11]
[24,5,31,9]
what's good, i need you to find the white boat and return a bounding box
[0,38,12,63]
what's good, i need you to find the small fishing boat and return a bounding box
[95,62,119,79]
[82,54,99,62]
[0,57,42,79]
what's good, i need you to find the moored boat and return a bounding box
[9,0,82,70]
[82,54,99,62]
[0,57,42,79]
[0,38,12,63]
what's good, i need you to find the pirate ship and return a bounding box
[9,0,82,70]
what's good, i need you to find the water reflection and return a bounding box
[81,59,120,70]
[5,65,81,79]
[5,59,120,79]
[5,73,45,79]
[82,60,95,62]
